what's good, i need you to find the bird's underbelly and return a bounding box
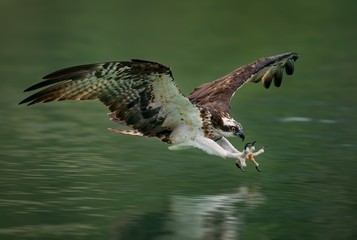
[169,123,203,145]
[150,77,204,144]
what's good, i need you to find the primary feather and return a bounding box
[19,52,299,170]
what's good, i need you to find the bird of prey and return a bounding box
[19,52,298,171]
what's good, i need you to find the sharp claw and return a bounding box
[235,163,245,172]
[244,142,252,150]
[255,166,261,172]
[252,141,256,146]
[263,145,268,149]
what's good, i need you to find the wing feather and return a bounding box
[188,52,298,111]
[19,60,202,140]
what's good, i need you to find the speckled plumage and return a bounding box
[20,53,298,169]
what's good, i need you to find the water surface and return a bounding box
[1,1,356,239]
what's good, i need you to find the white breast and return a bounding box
[150,74,204,145]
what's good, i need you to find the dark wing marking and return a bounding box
[19,60,201,140]
[188,52,299,111]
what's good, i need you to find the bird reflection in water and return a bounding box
[116,186,264,240]
[166,186,264,240]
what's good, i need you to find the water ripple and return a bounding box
[0,224,97,237]
[280,116,338,124]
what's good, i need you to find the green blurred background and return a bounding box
[1,0,356,239]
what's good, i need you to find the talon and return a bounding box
[255,166,261,172]
[263,145,268,149]
[252,141,256,146]
[244,142,252,150]
[235,163,245,172]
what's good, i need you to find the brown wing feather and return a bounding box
[188,52,299,112]
[19,60,193,140]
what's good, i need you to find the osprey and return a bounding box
[19,52,298,171]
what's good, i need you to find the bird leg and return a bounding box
[235,155,247,172]
[239,142,267,172]
[246,153,260,172]
[215,137,247,171]
[193,136,266,172]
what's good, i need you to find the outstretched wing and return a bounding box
[188,52,298,112]
[19,60,201,140]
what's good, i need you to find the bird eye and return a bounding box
[230,126,237,132]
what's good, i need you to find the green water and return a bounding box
[1,1,356,239]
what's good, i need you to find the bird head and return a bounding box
[215,117,245,141]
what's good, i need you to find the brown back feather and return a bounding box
[188,52,299,111]
[19,60,180,139]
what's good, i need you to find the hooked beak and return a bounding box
[234,130,245,141]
